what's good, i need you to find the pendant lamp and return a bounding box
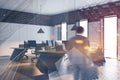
[37,28,44,33]
[37,0,45,33]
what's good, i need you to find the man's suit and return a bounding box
[68,34,91,80]
[68,34,90,55]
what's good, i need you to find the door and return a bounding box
[104,16,117,58]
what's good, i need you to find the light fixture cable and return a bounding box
[37,0,44,33]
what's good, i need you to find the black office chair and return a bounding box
[31,43,47,62]
[36,53,64,78]
[10,48,27,62]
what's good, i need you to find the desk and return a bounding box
[36,50,65,74]
[36,50,65,54]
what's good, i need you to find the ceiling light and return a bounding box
[71,24,77,30]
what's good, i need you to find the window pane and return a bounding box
[80,20,88,37]
[61,22,67,41]
[57,26,61,40]
[104,16,117,58]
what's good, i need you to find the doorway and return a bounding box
[104,16,117,58]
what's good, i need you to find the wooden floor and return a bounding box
[0,56,43,80]
[0,56,120,80]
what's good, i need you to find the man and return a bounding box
[68,26,92,80]
[68,26,90,56]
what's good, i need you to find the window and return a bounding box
[61,22,67,41]
[104,16,117,58]
[57,25,61,40]
[79,19,88,37]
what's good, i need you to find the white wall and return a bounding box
[0,22,54,56]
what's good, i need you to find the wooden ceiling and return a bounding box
[0,1,120,26]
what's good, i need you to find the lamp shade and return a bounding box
[37,28,44,33]
[71,24,77,30]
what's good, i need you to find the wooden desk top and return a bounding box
[36,50,65,54]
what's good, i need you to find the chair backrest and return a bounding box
[37,53,64,73]
[28,40,36,48]
[56,45,63,51]
[10,48,26,62]
[19,44,24,48]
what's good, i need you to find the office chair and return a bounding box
[10,48,27,62]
